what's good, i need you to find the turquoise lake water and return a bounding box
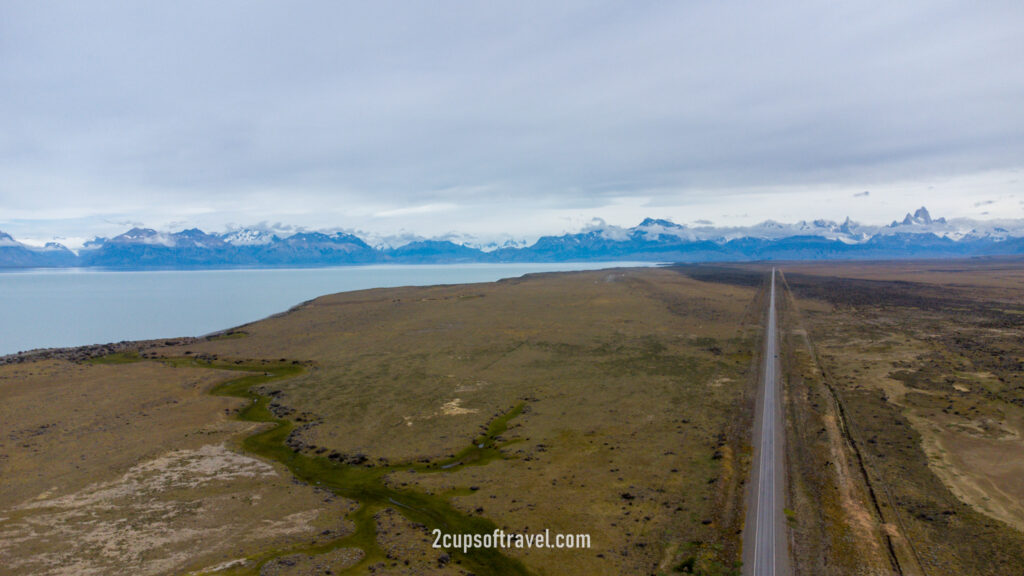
[0,263,655,356]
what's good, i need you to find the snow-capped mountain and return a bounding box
[98,227,226,249]
[220,228,279,246]
[493,207,1024,262]
[3,207,1023,269]
[892,206,944,227]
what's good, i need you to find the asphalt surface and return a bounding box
[744,268,788,576]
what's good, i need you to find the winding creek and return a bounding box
[167,356,534,575]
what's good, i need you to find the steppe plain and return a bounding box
[1,267,760,576]
[4,260,1023,576]
[694,259,1024,576]
[777,259,1024,576]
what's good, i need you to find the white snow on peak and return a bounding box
[622,207,1023,244]
[221,229,276,246]
[478,237,530,252]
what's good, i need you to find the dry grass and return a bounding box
[0,359,354,576]
[2,267,760,575]
[161,267,759,575]
[771,260,1024,575]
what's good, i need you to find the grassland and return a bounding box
[0,356,354,576]
[697,259,1024,576]
[0,267,761,575]
[9,260,1022,575]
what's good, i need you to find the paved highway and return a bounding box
[744,268,788,576]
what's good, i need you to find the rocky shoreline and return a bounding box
[0,337,201,366]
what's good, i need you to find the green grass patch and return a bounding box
[87,351,142,364]
[783,508,796,524]
[206,330,250,341]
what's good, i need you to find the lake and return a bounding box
[0,263,655,356]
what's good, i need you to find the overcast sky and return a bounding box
[2,1,1023,247]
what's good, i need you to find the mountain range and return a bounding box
[3,207,1023,269]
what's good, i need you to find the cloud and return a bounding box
[105,219,145,228]
[374,204,459,218]
[1,2,1023,240]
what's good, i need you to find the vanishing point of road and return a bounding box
[743,267,789,576]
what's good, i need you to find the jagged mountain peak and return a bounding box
[913,206,932,223]
[900,207,932,225]
[118,227,159,239]
[638,217,684,229]
[892,206,947,227]
[177,228,211,237]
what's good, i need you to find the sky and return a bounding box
[2,1,1023,248]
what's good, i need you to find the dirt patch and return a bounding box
[0,444,348,576]
[440,398,477,416]
[915,415,1024,532]
[708,376,733,387]
[17,443,276,511]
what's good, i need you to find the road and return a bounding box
[744,268,788,576]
